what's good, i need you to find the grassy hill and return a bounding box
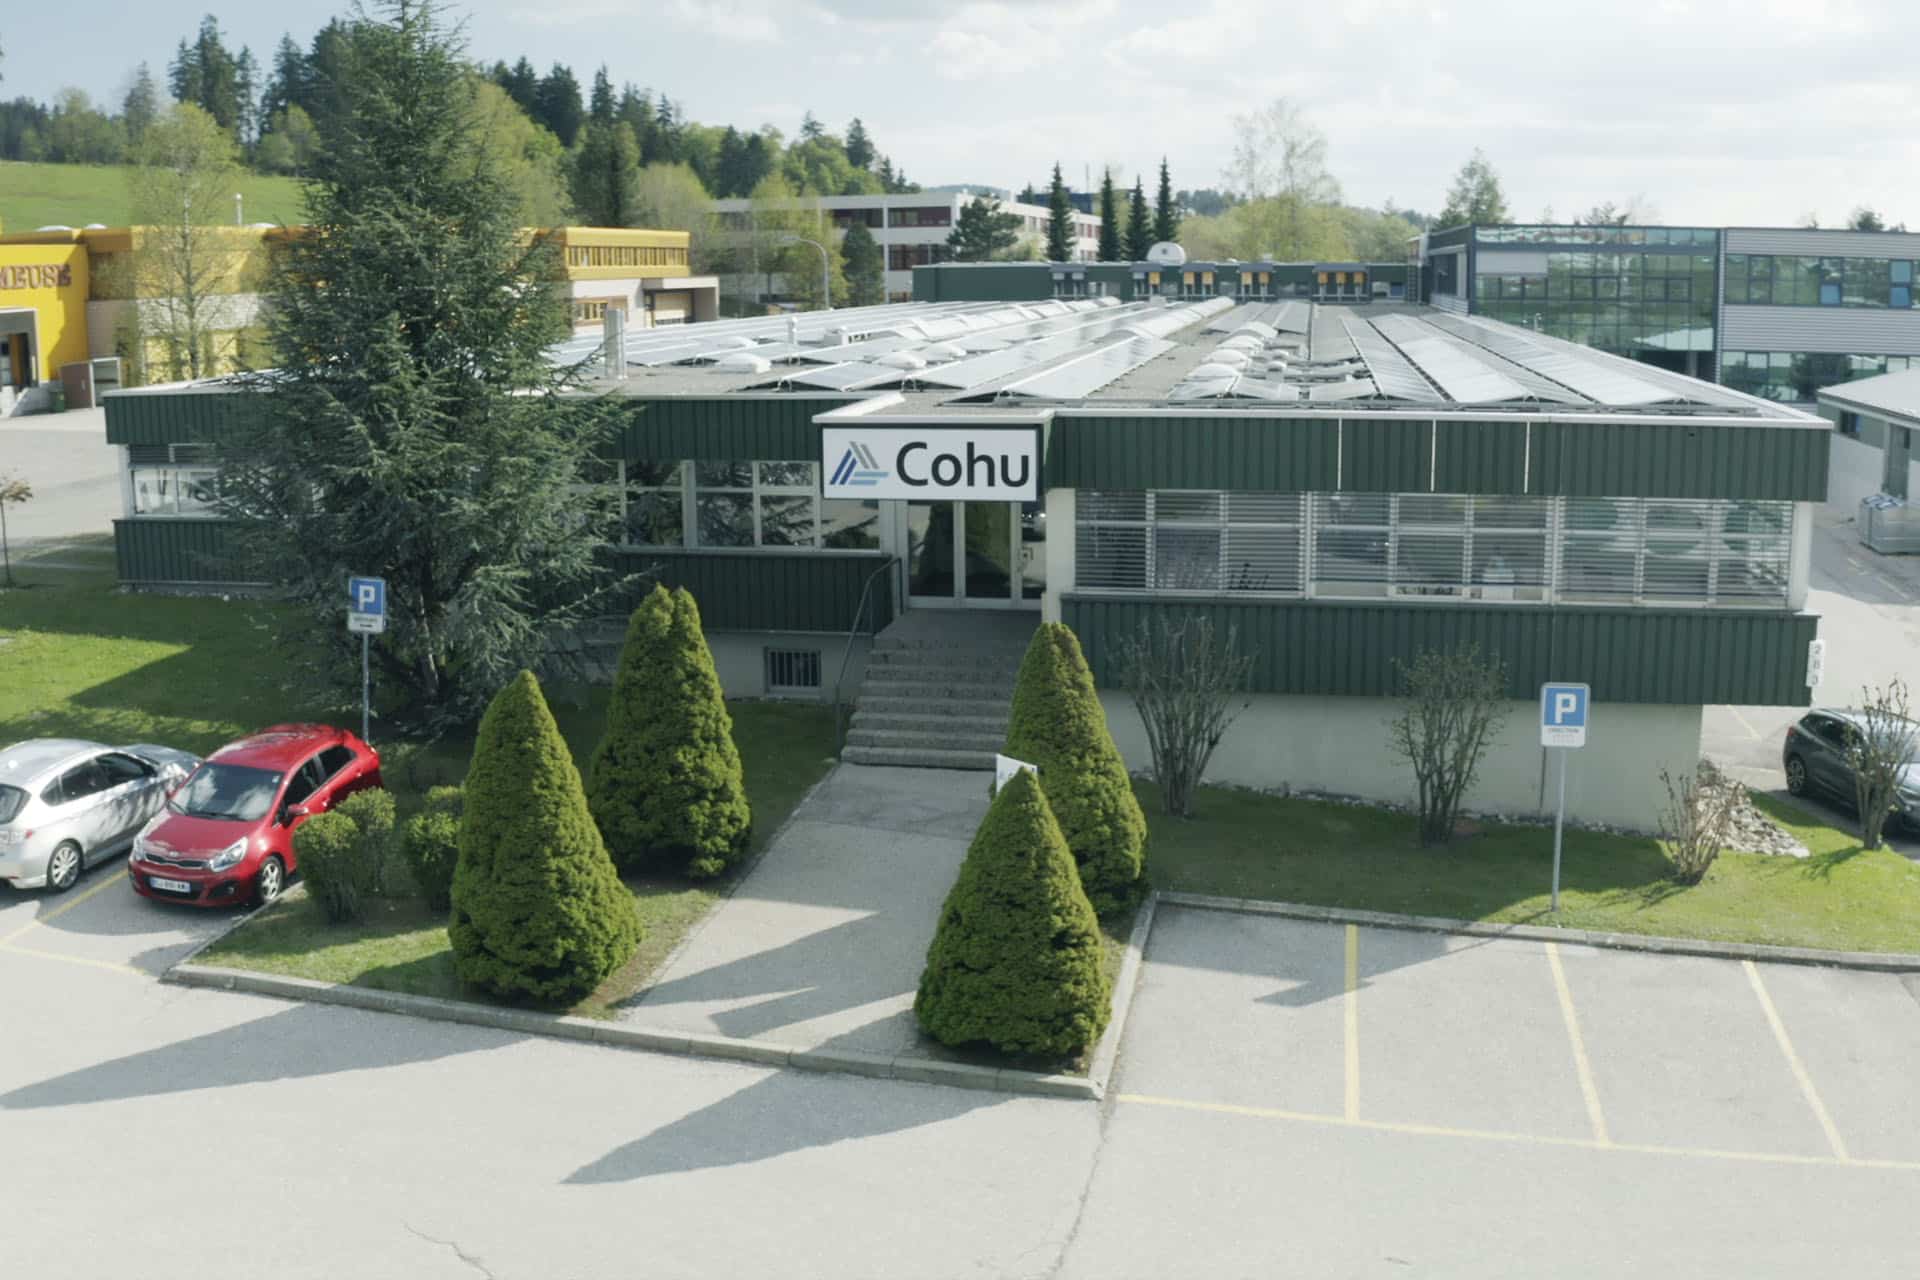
[0,161,306,232]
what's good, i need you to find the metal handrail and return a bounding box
[833,556,898,754]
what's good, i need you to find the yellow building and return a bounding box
[0,222,716,414]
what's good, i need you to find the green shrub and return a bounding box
[1002,622,1147,915]
[293,811,367,924]
[332,787,397,895]
[403,786,463,912]
[450,670,642,1005]
[586,584,751,879]
[915,768,1111,1058]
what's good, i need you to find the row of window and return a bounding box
[1721,350,1919,403]
[1076,491,1794,608]
[571,297,625,323]
[1474,303,1714,355]
[888,244,952,271]
[1475,226,1720,247]
[1725,253,1915,309]
[623,461,880,551]
[564,244,689,269]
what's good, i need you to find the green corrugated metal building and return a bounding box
[101,289,1831,826]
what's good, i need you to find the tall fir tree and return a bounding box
[570,120,641,226]
[844,116,874,170]
[1153,157,1180,244]
[1046,162,1074,261]
[948,197,1022,262]
[533,62,584,146]
[586,586,751,879]
[842,220,885,305]
[121,64,160,148]
[225,0,616,727]
[588,65,615,125]
[451,671,641,1005]
[1097,168,1122,261]
[1125,176,1152,261]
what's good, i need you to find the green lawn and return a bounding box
[0,161,306,232]
[1143,781,1920,954]
[0,555,839,1014]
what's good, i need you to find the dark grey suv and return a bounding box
[1782,709,1920,830]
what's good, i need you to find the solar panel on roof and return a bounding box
[1417,314,1689,407]
[1341,316,1437,402]
[954,334,1178,402]
[1371,316,1532,404]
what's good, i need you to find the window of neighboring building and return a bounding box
[1722,351,1912,402]
[571,297,627,324]
[624,461,686,546]
[1839,411,1862,437]
[128,444,222,518]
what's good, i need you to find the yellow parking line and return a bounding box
[1744,960,1851,1162]
[1343,924,1359,1122]
[0,869,127,946]
[1726,706,1763,742]
[1114,1093,1920,1173]
[1546,942,1611,1147]
[0,942,145,980]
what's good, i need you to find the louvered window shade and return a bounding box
[1560,498,1791,606]
[1078,490,1305,597]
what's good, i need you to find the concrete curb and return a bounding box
[1085,891,1157,1096]
[163,962,1105,1100]
[1156,891,1920,972]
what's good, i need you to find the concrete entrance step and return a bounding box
[850,710,1008,735]
[853,695,1012,720]
[853,678,1016,701]
[840,745,998,771]
[844,726,1005,754]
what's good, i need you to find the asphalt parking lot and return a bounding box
[1115,905,1920,1167]
[0,861,236,983]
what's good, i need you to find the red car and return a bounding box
[129,724,383,907]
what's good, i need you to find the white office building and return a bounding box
[710,192,1102,303]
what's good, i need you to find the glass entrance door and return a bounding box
[905,500,1043,608]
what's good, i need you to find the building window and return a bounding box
[1722,351,1912,402]
[620,460,879,551]
[565,243,689,269]
[572,297,627,324]
[128,445,221,518]
[1076,490,1789,608]
[1839,411,1862,437]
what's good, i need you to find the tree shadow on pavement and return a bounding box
[563,1046,1006,1185]
[0,1002,512,1111]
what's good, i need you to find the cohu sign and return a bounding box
[820,426,1040,501]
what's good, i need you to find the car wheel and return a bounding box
[1784,755,1809,796]
[254,855,285,907]
[46,842,83,894]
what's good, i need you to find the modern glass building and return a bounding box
[1420,223,1920,403]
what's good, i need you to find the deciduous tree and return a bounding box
[1388,646,1510,846]
[1115,613,1253,820]
[1844,678,1918,851]
[1436,148,1510,227]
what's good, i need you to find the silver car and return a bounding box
[0,740,202,893]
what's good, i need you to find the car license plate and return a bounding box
[150,876,192,894]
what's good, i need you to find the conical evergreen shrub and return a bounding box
[1002,622,1147,914]
[450,670,641,1005]
[586,584,751,878]
[915,768,1111,1058]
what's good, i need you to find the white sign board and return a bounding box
[1805,637,1826,689]
[347,613,385,635]
[821,426,1039,502]
[1539,682,1590,749]
[995,753,1038,791]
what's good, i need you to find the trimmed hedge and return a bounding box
[1002,622,1147,915]
[586,584,751,879]
[402,786,463,913]
[332,787,396,896]
[449,670,642,1005]
[915,768,1111,1058]
[293,811,368,924]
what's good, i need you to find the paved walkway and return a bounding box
[615,763,986,1059]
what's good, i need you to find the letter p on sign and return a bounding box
[1540,682,1589,748]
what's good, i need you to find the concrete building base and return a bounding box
[1098,691,1703,831]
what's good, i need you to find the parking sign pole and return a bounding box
[362,631,371,744]
[1551,747,1567,914]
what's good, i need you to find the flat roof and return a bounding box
[1816,367,1920,426]
[561,298,1819,424]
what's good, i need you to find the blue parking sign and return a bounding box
[349,576,386,617]
[1540,682,1589,748]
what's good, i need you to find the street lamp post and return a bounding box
[779,233,832,312]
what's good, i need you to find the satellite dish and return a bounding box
[1146,241,1187,267]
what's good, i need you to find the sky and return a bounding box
[6,0,1919,228]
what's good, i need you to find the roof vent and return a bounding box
[713,353,773,373]
[876,351,928,370]
[1147,241,1187,267]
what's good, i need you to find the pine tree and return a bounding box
[225,0,614,727]
[1002,622,1147,914]
[915,768,1111,1058]
[1046,163,1074,261]
[450,671,641,1005]
[121,64,160,148]
[586,585,752,879]
[533,62,584,146]
[1097,168,1122,261]
[844,116,874,170]
[842,220,885,305]
[499,56,538,112]
[1153,157,1179,245]
[588,65,615,125]
[1125,176,1152,261]
[570,120,641,226]
[948,197,1022,262]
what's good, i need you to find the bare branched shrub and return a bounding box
[1659,760,1743,884]
[1115,614,1254,818]
[1845,677,1918,852]
[1388,646,1508,847]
